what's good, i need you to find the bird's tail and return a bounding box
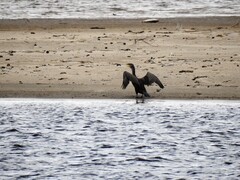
[144,92,150,97]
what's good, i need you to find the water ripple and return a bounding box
[0,0,240,19]
[0,99,239,179]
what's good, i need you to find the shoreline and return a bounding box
[1,16,240,30]
[0,17,239,99]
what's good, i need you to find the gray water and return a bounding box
[0,0,240,19]
[0,99,240,179]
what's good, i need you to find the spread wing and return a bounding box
[121,71,140,89]
[141,72,164,88]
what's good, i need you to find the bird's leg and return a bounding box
[141,94,145,103]
[136,94,145,103]
[135,93,139,99]
[136,98,139,104]
[136,93,140,104]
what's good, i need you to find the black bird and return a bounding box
[121,63,164,98]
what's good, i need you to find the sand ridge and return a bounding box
[0,17,239,99]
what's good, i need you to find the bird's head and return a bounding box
[126,63,134,69]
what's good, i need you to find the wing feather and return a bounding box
[121,71,140,89]
[142,72,164,88]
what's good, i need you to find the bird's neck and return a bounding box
[131,67,136,76]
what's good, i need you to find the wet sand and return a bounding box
[0,17,239,99]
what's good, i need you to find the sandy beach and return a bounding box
[0,17,239,99]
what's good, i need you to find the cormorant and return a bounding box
[121,63,164,98]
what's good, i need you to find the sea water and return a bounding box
[0,0,240,19]
[0,99,239,179]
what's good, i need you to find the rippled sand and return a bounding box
[0,17,240,99]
